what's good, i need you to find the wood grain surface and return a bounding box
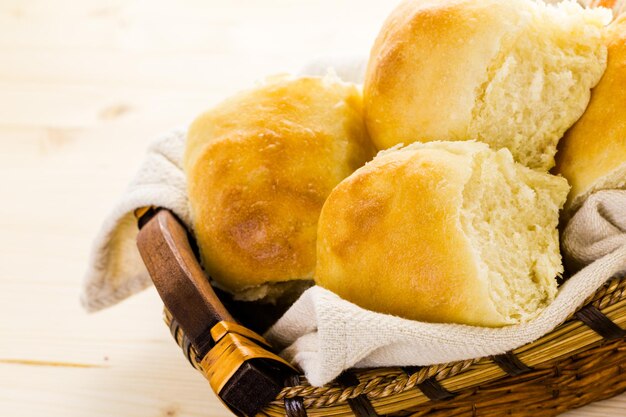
[0,1,624,416]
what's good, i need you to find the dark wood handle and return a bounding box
[136,209,234,356]
[136,208,296,416]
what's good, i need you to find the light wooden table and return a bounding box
[0,1,624,416]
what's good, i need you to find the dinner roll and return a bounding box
[315,141,569,326]
[554,15,626,216]
[364,0,610,170]
[184,75,375,301]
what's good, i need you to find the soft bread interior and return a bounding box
[468,1,609,170]
[459,147,570,322]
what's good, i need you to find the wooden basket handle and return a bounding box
[136,208,296,416]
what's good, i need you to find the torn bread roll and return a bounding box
[315,141,569,327]
[555,15,626,216]
[184,75,375,302]
[364,0,610,170]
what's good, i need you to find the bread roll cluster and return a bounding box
[184,0,624,326]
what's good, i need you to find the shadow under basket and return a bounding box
[135,208,626,417]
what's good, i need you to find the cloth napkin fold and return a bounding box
[562,190,626,271]
[81,129,189,312]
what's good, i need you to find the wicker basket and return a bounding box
[135,207,626,417]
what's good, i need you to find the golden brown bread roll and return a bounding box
[364,0,609,170]
[184,75,375,301]
[554,15,626,216]
[315,141,569,326]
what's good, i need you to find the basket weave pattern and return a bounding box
[165,275,626,416]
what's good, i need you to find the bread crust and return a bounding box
[364,0,521,148]
[184,76,375,296]
[315,143,506,326]
[555,16,626,213]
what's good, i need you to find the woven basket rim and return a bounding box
[165,274,626,413]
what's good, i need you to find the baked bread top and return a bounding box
[184,75,375,299]
[364,0,609,170]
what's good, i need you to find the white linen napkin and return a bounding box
[81,57,626,389]
[80,128,626,388]
[81,128,190,312]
